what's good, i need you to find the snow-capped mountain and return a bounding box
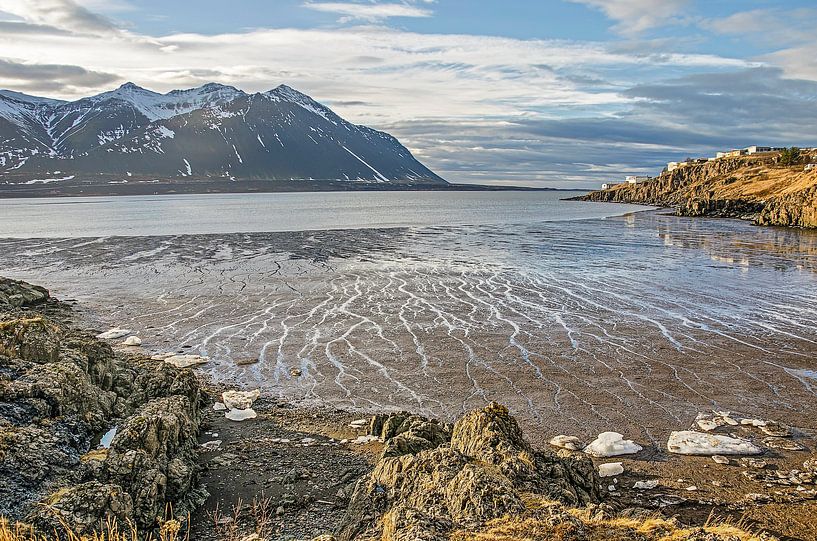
[0,83,445,194]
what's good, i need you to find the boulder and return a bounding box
[30,482,134,536]
[337,403,600,541]
[0,317,61,363]
[0,279,49,308]
[103,395,201,526]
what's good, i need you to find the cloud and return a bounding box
[303,1,433,22]
[0,2,812,187]
[568,0,690,33]
[0,57,118,92]
[0,0,119,34]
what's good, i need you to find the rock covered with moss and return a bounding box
[337,402,602,541]
[0,278,204,535]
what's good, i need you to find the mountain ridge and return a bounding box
[0,82,446,195]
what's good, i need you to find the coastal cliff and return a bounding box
[574,152,817,228]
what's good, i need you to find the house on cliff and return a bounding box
[625,175,650,185]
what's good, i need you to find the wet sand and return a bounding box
[1,211,816,448]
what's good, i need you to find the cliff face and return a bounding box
[575,153,817,228]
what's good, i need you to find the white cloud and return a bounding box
[0,0,119,34]
[303,2,433,22]
[569,0,690,33]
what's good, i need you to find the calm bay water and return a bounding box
[1,190,816,442]
[0,190,646,237]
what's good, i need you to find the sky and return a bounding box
[0,0,816,188]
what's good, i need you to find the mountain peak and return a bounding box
[116,82,150,92]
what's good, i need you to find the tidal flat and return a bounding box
[2,210,816,445]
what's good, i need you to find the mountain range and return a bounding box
[0,83,446,196]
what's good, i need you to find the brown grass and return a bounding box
[450,495,771,541]
[0,512,188,541]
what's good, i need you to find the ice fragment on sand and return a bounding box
[163,354,209,368]
[97,328,132,340]
[712,455,730,464]
[633,479,659,490]
[667,431,762,456]
[222,389,260,410]
[549,435,585,451]
[213,402,227,411]
[225,408,257,422]
[584,432,642,457]
[122,336,142,346]
[598,462,624,477]
[352,435,379,444]
[201,440,222,451]
[696,419,719,432]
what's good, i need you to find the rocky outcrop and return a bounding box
[338,402,601,541]
[0,277,204,535]
[574,153,817,228]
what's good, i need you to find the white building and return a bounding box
[667,162,680,172]
[601,183,613,190]
[745,146,786,155]
[625,175,650,185]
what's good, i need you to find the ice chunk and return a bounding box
[549,435,585,451]
[222,389,260,410]
[598,462,624,477]
[225,408,257,422]
[163,354,209,368]
[633,479,659,490]
[712,455,730,464]
[122,336,142,346]
[213,402,227,411]
[696,419,719,432]
[97,328,132,340]
[584,432,643,457]
[667,431,762,456]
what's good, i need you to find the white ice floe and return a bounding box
[598,462,624,477]
[225,408,257,422]
[549,435,585,451]
[97,328,132,340]
[201,440,222,451]
[163,354,209,368]
[712,455,730,464]
[696,419,719,432]
[122,336,142,346]
[584,432,643,457]
[349,419,368,429]
[667,431,762,456]
[741,418,767,427]
[213,402,227,411]
[222,389,260,410]
[633,479,659,490]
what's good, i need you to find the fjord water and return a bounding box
[1,191,816,443]
[0,190,642,237]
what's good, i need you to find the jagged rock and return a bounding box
[0,317,61,363]
[379,413,450,458]
[29,481,134,535]
[337,403,600,541]
[0,279,49,307]
[0,278,204,535]
[103,395,200,526]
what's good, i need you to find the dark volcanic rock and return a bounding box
[338,402,601,541]
[0,277,204,534]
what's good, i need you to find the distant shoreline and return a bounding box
[0,179,565,199]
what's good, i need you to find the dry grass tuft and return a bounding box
[450,496,772,541]
[0,510,188,541]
